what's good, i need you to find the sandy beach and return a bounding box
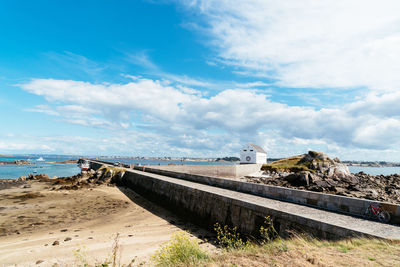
[0,180,214,266]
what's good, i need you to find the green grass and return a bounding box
[73,231,400,266]
[262,151,335,173]
[262,155,315,173]
[152,232,210,267]
[205,236,400,267]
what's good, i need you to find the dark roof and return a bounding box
[250,144,266,153]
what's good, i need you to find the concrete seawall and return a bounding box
[133,165,400,224]
[89,160,400,240]
[141,164,262,178]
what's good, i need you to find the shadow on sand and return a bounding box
[117,186,216,242]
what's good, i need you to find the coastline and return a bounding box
[0,178,214,265]
[0,162,399,265]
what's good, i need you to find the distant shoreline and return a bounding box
[345,162,400,168]
[0,160,33,165]
[47,159,78,164]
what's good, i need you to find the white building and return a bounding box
[240,144,267,164]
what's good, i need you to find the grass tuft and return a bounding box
[214,223,253,251]
[152,232,209,267]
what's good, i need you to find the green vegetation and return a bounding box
[152,232,209,266]
[262,155,315,173]
[216,157,240,162]
[214,223,251,250]
[208,236,400,267]
[149,217,399,266]
[262,150,335,173]
[259,216,278,243]
[72,225,400,266]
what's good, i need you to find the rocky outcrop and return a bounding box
[296,151,351,177]
[12,166,126,190]
[50,167,125,190]
[248,171,400,204]
[49,159,78,164]
[0,179,27,190]
[0,160,33,165]
[262,151,351,177]
[26,173,50,181]
[248,151,400,204]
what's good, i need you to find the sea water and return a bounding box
[0,155,81,179]
[1,155,399,179]
[0,155,236,179]
[348,166,400,176]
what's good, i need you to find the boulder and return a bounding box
[284,172,309,186]
[314,180,330,188]
[310,172,322,183]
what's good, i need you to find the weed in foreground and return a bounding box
[214,223,252,250]
[259,216,278,243]
[214,216,281,251]
[152,232,209,267]
[73,233,136,267]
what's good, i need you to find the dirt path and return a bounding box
[0,181,214,266]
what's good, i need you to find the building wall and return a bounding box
[256,152,267,164]
[240,144,267,164]
[144,164,262,178]
[240,150,257,163]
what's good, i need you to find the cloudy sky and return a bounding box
[1,0,400,160]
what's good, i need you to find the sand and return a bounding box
[0,180,214,266]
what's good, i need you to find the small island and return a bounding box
[48,159,78,164]
[247,151,400,204]
[0,160,33,165]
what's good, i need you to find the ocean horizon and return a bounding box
[1,155,399,179]
[0,155,236,179]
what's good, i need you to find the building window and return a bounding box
[250,150,253,152]
[243,150,247,152]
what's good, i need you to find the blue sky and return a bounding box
[1,0,400,161]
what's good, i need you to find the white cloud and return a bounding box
[21,78,197,122]
[352,118,400,148]
[25,105,60,116]
[42,51,106,79]
[182,0,400,91]
[0,140,56,152]
[19,77,400,158]
[125,51,159,70]
[348,91,400,117]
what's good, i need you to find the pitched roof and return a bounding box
[250,144,266,153]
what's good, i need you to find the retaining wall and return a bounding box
[117,169,375,239]
[140,164,261,178]
[88,160,400,240]
[133,165,400,224]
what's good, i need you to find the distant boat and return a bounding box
[36,157,45,162]
[33,170,37,173]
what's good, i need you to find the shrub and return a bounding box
[259,216,278,243]
[152,232,209,267]
[214,223,252,250]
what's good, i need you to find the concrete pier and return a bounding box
[90,161,400,240]
[133,165,400,224]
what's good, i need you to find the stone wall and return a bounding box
[134,165,400,224]
[140,163,261,178]
[119,169,369,239]
[87,160,400,240]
